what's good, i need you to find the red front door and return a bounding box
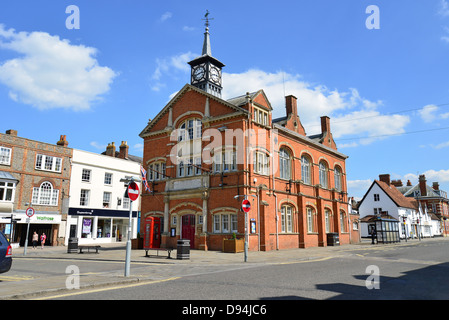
[181,214,195,248]
[144,217,161,249]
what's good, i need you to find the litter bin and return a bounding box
[177,239,190,260]
[326,233,340,246]
[67,237,78,253]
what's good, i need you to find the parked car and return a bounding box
[0,231,12,273]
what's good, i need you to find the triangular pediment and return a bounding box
[139,84,249,138]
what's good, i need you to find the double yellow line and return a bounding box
[34,277,180,300]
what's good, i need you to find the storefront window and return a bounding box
[82,218,92,238]
[97,218,112,238]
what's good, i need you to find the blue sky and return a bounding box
[1,0,449,199]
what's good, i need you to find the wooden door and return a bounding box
[181,214,195,248]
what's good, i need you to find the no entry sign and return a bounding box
[25,207,35,217]
[241,199,251,212]
[127,182,140,201]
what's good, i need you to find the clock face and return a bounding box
[210,67,220,84]
[193,66,205,81]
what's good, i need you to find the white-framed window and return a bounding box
[0,147,12,165]
[79,189,90,206]
[301,155,311,184]
[178,118,202,142]
[374,194,380,201]
[103,192,111,208]
[281,205,293,233]
[279,148,291,180]
[32,182,59,206]
[123,197,130,210]
[0,181,15,202]
[334,167,342,191]
[254,107,269,126]
[104,172,113,185]
[213,147,237,173]
[35,154,62,173]
[340,210,346,233]
[81,169,91,182]
[307,206,315,233]
[176,118,202,177]
[254,151,269,175]
[213,214,238,233]
[319,161,328,188]
[325,209,331,233]
[149,162,166,181]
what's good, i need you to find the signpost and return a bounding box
[122,178,140,277]
[241,198,252,262]
[23,207,35,256]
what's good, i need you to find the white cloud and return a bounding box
[404,169,449,184]
[419,104,439,123]
[222,69,407,147]
[347,179,373,198]
[433,141,449,149]
[151,51,197,91]
[90,141,107,150]
[438,0,449,17]
[0,25,116,111]
[160,12,173,22]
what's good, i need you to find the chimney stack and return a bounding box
[419,174,427,197]
[391,179,403,187]
[285,95,298,118]
[433,182,439,191]
[57,135,69,147]
[321,116,331,135]
[106,142,116,157]
[379,174,391,185]
[407,180,412,186]
[119,141,129,159]
[6,129,17,136]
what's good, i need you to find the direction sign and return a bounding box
[25,207,35,218]
[127,182,140,201]
[242,199,251,213]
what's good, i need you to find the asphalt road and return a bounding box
[37,239,449,301]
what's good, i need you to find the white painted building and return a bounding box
[65,143,142,245]
[359,174,419,239]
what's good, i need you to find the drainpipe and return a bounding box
[271,133,279,250]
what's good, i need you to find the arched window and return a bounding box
[279,148,291,180]
[301,155,311,184]
[325,208,331,233]
[32,182,59,206]
[280,204,294,233]
[340,210,346,233]
[176,118,202,177]
[306,206,316,233]
[334,166,342,191]
[319,161,328,188]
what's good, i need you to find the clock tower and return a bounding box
[188,11,225,98]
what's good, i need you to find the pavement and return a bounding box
[1,237,444,300]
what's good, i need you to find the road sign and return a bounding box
[242,199,251,212]
[127,182,140,201]
[25,207,35,218]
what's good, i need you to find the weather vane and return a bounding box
[202,10,213,28]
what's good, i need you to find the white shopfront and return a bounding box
[66,208,138,245]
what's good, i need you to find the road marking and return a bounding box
[0,275,34,282]
[33,276,181,300]
[277,256,334,265]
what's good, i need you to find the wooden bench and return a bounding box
[145,247,173,259]
[78,245,101,254]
